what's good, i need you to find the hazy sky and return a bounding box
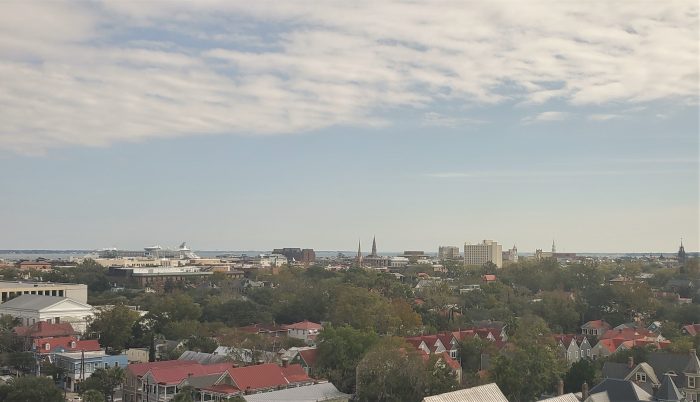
[1,1,698,253]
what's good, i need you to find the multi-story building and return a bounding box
[271,248,316,266]
[463,240,503,268]
[502,245,518,264]
[0,281,88,303]
[438,246,460,260]
[107,266,213,290]
[54,350,128,392]
[0,294,94,333]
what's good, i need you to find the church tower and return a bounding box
[552,240,556,254]
[356,240,363,266]
[678,238,687,265]
[371,236,377,257]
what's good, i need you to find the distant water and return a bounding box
[0,250,695,262]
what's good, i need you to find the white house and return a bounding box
[0,295,94,333]
[283,320,322,345]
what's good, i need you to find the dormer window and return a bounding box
[636,372,647,382]
[70,341,76,349]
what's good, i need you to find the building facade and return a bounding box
[0,294,94,333]
[54,350,128,392]
[0,281,88,303]
[464,240,503,268]
[438,246,460,260]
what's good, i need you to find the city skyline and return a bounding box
[0,1,698,252]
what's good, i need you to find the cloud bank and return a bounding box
[0,1,697,154]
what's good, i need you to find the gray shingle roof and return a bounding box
[655,373,684,402]
[586,379,652,402]
[539,394,580,402]
[422,383,509,402]
[602,362,632,380]
[242,382,350,402]
[178,351,229,365]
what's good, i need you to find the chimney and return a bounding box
[281,358,289,367]
[628,356,634,369]
[557,378,564,396]
[582,382,589,400]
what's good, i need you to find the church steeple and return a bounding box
[678,237,687,264]
[356,239,363,265]
[371,236,377,257]
[552,240,556,253]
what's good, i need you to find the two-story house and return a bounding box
[283,320,322,345]
[54,350,128,392]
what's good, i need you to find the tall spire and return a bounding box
[678,237,687,264]
[371,236,377,257]
[552,240,556,253]
[356,239,363,265]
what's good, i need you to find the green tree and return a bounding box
[173,385,195,402]
[89,304,140,353]
[316,325,379,393]
[491,316,565,402]
[563,359,595,393]
[83,389,106,402]
[356,338,458,402]
[81,366,125,402]
[0,376,64,402]
[184,335,218,353]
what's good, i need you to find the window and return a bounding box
[636,372,647,382]
[45,343,50,351]
[690,376,696,389]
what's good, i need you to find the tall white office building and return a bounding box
[464,240,503,268]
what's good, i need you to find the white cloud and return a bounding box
[522,111,570,124]
[588,113,623,121]
[0,0,697,153]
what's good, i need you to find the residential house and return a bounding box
[0,294,94,333]
[404,334,463,382]
[54,350,128,392]
[34,336,100,356]
[553,335,592,364]
[581,320,611,337]
[123,360,313,402]
[276,347,318,375]
[601,349,700,401]
[284,320,322,345]
[682,324,700,337]
[584,378,653,402]
[125,348,149,364]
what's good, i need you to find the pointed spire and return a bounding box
[371,236,377,257]
[552,240,556,253]
[356,239,363,265]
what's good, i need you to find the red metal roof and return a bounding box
[127,360,201,377]
[298,349,318,368]
[14,322,76,338]
[148,362,232,385]
[282,320,322,331]
[34,337,100,353]
[583,320,611,330]
[227,363,310,391]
